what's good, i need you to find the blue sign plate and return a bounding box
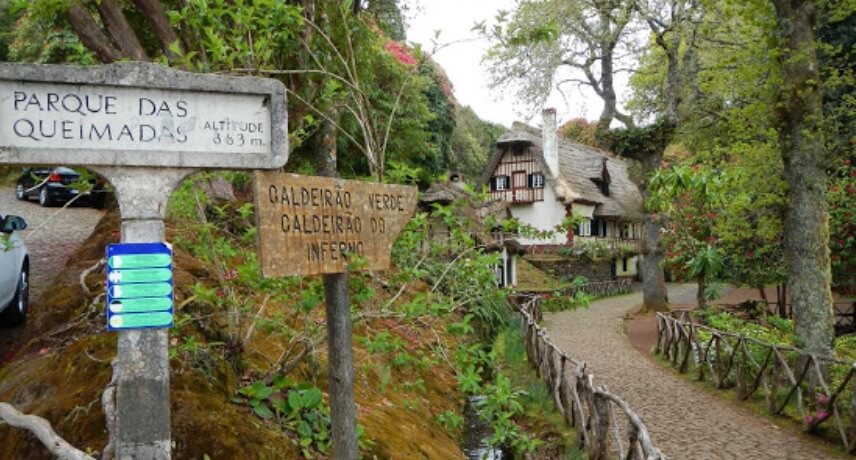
[106,242,174,331]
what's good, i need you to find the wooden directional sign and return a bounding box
[0,62,288,169]
[254,172,418,277]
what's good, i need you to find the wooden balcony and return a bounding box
[490,188,544,204]
[573,236,642,255]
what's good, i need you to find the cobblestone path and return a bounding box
[543,285,844,460]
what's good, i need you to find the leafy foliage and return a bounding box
[2,1,94,64]
[480,0,636,128]
[648,165,724,279]
[829,158,856,293]
[236,377,331,458]
[449,106,506,178]
[558,118,598,148]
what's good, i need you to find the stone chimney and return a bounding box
[542,108,559,178]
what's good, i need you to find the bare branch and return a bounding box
[0,403,95,460]
[283,87,368,158]
[101,363,118,460]
[79,258,106,296]
[241,295,271,346]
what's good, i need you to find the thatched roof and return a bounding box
[419,182,519,252]
[419,182,467,206]
[420,182,510,222]
[484,122,643,221]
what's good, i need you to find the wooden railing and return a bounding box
[518,296,665,459]
[574,236,642,254]
[656,311,856,453]
[715,300,856,331]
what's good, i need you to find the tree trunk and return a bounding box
[638,149,669,312]
[67,4,123,63]
[778,283,788,318]
[596,43,634,133]
[132,0,182,60]
[771,0,834,356]
[96,0,148,61]
[641,213,669,311]
[697,273,707,310]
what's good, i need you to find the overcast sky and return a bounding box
[405,0,617,129]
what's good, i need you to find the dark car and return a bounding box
[15,167,106,209]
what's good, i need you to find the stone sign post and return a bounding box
[254,172,417,458]
[0,62,287,459]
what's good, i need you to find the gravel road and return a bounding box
[0,186,104,358]
[543,284,844,460]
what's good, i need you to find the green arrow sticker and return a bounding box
[109,312,173,329]
[108,254,172,269]
[111,282,172,299]
[109,268,172,284]
[109,298,173,314]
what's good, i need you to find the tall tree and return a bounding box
[481,0,636,132]
[619,0,703,311]
[769,0,835,356]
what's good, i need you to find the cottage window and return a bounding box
[622,257,628,271]
[491,175,510,191]
[576,218,592,237]
[591,218,606,237]
[495,261,506,287]
[528,173,545,188]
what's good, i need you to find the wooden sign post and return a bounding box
[254,172,417,458]
[0,62,288,459]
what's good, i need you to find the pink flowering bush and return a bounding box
[384,41,418,66]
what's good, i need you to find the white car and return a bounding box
[0,214,29,326]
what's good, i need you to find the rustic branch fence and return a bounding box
[656,311,856,453]
[518,296,665,459]
[715,299,856,333]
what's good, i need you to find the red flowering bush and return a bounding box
[829,157,856,294]
[384,41,418,66]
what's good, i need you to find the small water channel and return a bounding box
[462,395,505,460]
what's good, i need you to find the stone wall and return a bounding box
[525,255,613,283]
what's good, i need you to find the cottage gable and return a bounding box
[483,121,643,222]
[484,140,547,204]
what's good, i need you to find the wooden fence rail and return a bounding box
[656,311,856,453]
[518,296,665,459]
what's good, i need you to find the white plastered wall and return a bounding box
[615,255,639,277]
[572,203,595,219]
[510,185,568,246]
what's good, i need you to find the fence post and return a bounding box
[848,365,856,453]
[592,391,611,460]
